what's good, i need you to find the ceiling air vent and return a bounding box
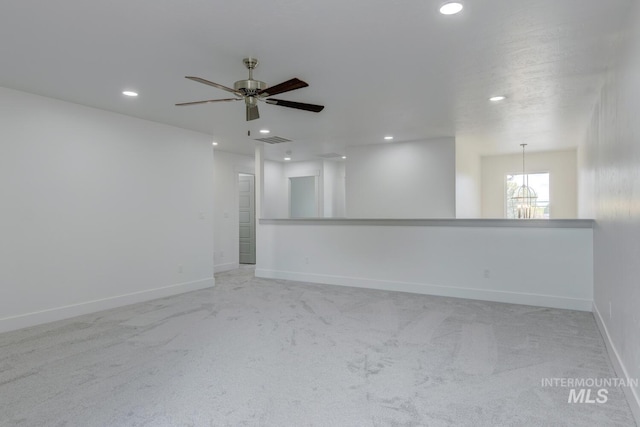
[316,153,343,159]
[255,136,291,144]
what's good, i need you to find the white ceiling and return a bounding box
[0,0,631,160]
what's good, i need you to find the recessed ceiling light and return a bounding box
[439,2,463,15]
[122,91,138,97]
[260,129,270,134]
[489,95,507,102]
[384,136,394,140]
[212,141,218,146]
[284,157,291,161]
[342,156,347,159]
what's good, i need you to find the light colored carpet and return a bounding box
[0,267,636,426]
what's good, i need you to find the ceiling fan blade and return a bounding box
[265,98,324,113]
[258,78,308,96]
[185,76,242,96]
[175,98,241,106]
[246,105,260,121]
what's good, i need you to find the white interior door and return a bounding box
[238,174,256,264]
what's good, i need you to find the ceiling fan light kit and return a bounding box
[176,57,324,121]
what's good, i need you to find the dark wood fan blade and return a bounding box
[185,76,241,95]
[258,78,308,96]
[265,98,324,112]
[246,105,260,121]
[175,98,241,106]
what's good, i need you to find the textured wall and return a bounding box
[580,3,640,418]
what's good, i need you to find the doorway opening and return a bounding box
[238,173,256,264]
[289,175,319,218]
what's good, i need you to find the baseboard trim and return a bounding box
[215,262,240,274]
[0,277,215,334]
[254,269,592,311]
[593,302,640,424]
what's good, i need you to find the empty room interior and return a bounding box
[2,0,640,426]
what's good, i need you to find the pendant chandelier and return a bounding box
[512,144,538,219]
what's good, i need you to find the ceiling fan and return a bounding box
[176,57,324,121]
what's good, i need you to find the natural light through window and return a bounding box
[505,173,550,219]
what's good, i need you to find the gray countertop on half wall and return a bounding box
[259,218,595,228]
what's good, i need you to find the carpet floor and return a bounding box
[0,267,636,426]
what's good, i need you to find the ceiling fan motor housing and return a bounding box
[234,79,267,96]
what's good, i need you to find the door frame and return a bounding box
[238,172,256,264]
[234,165,256,266]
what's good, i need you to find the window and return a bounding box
[505,173,550,219]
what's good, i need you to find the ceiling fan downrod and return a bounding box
[243,57,259,80]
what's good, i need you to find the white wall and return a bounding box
[257,221,593,311]
[455,142,482,218]
[323,161,336,217]
[263,160,288,218]
[579,2,640,419]
[212,150,254,272]
[577,145,595,219]
[284,160,324,179]
[322,160,346,218]
[0,87,214,333]
[482,150,577,218]
[345,138,455,218]
[334,161,346,217]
